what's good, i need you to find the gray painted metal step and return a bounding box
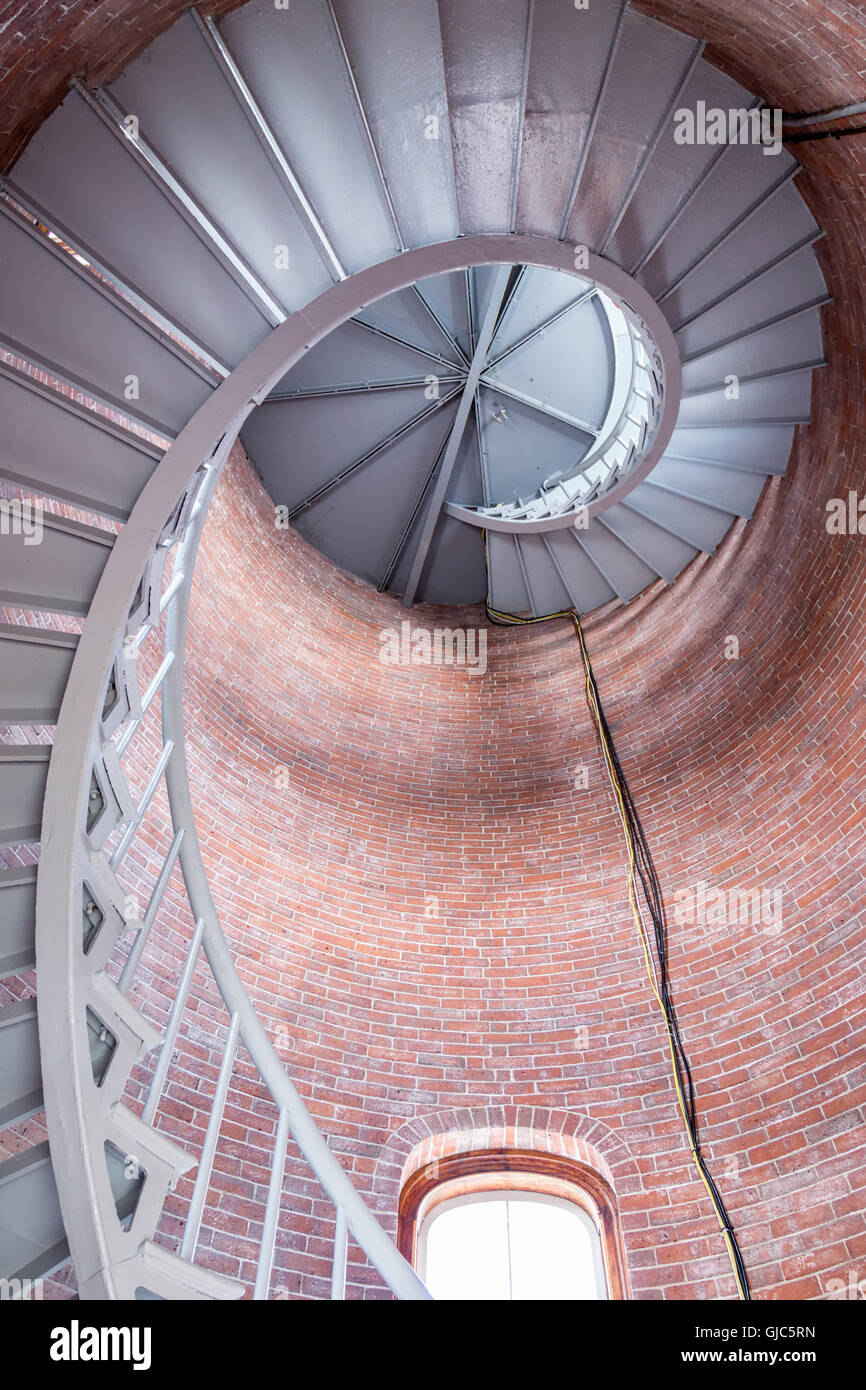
[665,423,796,476]
[0,624,78,724]
[0,867,37,979]
[598,502,699,583]
[110,11,333,312]
[487,532,530,614]
[543,529,618,615]
[330,0,460,248]
[0,998,42,1130]
[673,244,828,356]
[0,514,114,617]
[650,457,769,517]
[0,1142,68,1283]
[606,62,752,271]
[0,368,159,521]
[648,176,818,327]
[220,0,400,274]
[0,746,52,848]
[680,312,825,395]
[10,88,271,365]
[625,481,736,553]
[515,0,625,238]
[437,0,531,235]
[0,209,210,436]
[516,532,573,616]
[563,9,698,251]
[675,370,815,428]
[575,517,660,603]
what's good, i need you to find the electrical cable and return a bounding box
[485,594,751,1300]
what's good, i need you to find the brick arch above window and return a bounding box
[372,1105,640,1297]
[398,1147,631,1300]
[374,1105,641,1202]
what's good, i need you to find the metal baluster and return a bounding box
[141,914,204,1125]
[109,739,174,868]
[118,827,185,993]
[253,1107,290,1301]
[116,652,175,757]
[331,1205,348,1301]
[180,1011,240,1262]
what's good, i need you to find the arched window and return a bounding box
[398,1149,628,1300]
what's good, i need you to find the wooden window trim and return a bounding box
[398,1148,629,1299]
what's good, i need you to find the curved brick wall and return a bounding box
[1,0,864,1298]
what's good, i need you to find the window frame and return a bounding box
[398,1147,629,1300]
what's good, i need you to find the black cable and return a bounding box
[486,601,752,1298]
[785,122,866,143]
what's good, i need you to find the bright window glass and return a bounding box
[419,1189,607,1300]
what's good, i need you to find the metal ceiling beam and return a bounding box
[287,384,463,520]
[411,285,470,367]
[377,430,452,593]
[402,264,512,605]
[192,10,346,284]
[474,390,493,504]
[465,269,477,355]
[323,0,404,253]
[485,286,596,370]
[478,376,600,437]
[599,39,705,254]
[558,0,630,240]
[486,264,529,356]
[350,315,464,372]
[72,80,287,327]
[268,375,464,402]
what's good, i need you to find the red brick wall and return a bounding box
[1,0,864,1299]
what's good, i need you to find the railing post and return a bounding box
[253,1107,290,1301]
[180,1011,241,1262]
[141,915,205,1125]
[331,1205,348,1300]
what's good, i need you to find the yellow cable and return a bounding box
[485,599,749,1300]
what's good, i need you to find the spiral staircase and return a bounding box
[0,0,828,1299]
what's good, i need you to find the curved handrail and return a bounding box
[35,235,680,1299]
